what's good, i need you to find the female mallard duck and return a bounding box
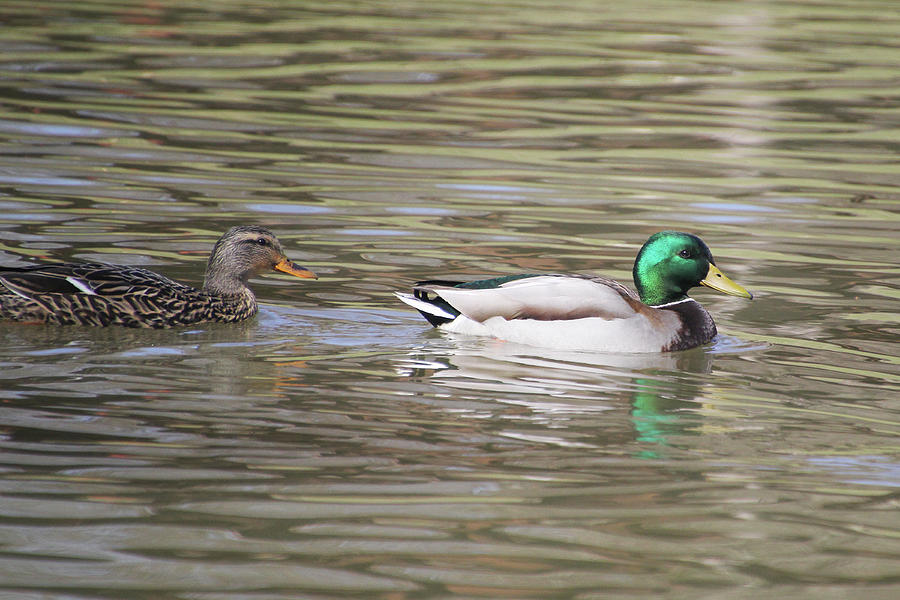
[0,225,317,328]
[395,231,752,353]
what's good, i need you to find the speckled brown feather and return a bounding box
[0,226,316,328]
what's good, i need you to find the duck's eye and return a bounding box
[678,249,692,259]
[256,237,268,246]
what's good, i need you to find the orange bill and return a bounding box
[274,258,318,280]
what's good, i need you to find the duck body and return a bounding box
[0,225,317,328]
[0,263,256,328]
[395,231,752,353]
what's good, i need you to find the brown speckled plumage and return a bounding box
[0,226,316,328]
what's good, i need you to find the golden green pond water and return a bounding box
[0,0,898,598]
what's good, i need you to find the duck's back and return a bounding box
[0,263,255,328]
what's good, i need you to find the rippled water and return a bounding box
[1,0,899,598]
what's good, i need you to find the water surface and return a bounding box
[0,1,898,598]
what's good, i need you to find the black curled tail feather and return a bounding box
[412,280,463,327]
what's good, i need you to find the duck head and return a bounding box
[633,231,751,306]
[203,225,317,295]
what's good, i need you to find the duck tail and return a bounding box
[394,291,458,327]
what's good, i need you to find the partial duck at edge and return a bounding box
[0,225,317,328]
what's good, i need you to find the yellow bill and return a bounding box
[700,263,752,299]
[274,257,318,280]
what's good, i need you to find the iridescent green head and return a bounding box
[632,231,752,306]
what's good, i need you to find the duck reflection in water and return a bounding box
[396,337,728,457]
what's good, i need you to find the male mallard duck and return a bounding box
[395,231,752,352]
[0,225,317,328]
